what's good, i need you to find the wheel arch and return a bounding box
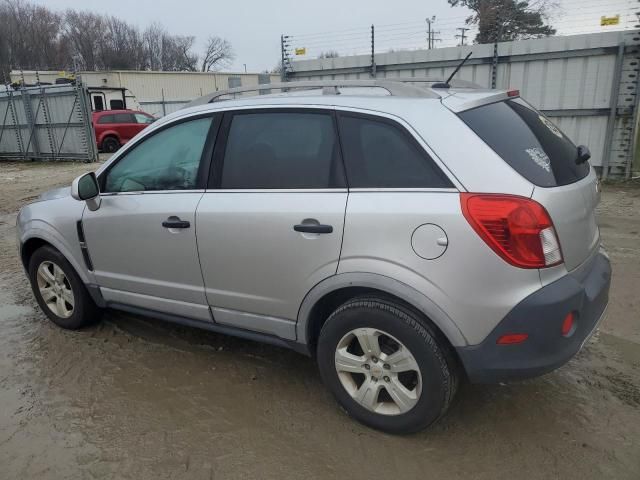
[20,229,91,285]
[297,273,468,354]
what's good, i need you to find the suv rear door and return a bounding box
[195,108,347,339]
[458,98,597,270]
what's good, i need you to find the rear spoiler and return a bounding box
[441,89,520,113]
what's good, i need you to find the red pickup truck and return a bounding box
[92,109,155,153]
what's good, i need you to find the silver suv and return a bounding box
[17,80,611,434]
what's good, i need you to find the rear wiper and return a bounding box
[576,145,591,165]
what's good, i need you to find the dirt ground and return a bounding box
[0,160,638,480]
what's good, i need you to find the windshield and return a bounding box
[458,98,589,187]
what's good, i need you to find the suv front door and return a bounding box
[196,108,347,339]
[82,114,217,321]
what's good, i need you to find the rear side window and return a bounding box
[459,99,589,187]
[97,115,115,124]
[219,112,345,189]
[338,114,453,188]
[114,113,135,123]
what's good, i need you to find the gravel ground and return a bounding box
[0,160,639,479]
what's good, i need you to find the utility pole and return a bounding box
[456,27,470,46]
[426,16,436,49]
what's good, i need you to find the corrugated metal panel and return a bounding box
[289,31,638,173]
[1,83,96,161]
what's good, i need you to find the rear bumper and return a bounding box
[457,250,611,383]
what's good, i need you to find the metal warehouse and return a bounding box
[11,70,280,117]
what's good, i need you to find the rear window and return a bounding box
[458,98,589,187]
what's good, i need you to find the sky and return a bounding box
[32,0,633,73]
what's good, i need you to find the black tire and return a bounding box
[101,136,119,153]
[28,245,102,329]
[317,296,459,434]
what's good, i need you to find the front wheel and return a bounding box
[316,296,458,434]
[28,246,101,329]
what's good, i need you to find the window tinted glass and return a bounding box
[97,114,115,124]
[109,99,124,109]
[220,112,344,189]
[338,114,452,188]
[134,113,154,124]
[459,99,588,187]
[104,117,212,192]
[114,113,135,123]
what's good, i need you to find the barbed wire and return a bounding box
[285,0,636,60]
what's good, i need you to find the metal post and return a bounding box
[602,43,625,180]
[280,35,287,82]
[426,18,432,49]
[21,84,41,160]
[77,80,98,162]
[371,25,376,78]
[491,10,502,89]
[161,88,166,117]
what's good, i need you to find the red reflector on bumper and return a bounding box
[497,333,529,345]
[561,312,575,337]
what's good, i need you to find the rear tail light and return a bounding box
[461,193,563,269]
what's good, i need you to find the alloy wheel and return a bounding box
[36,261,74,318]
[334,327,422,415]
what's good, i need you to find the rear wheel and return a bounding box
[28,246,101,329]
[101,136,119,153]
[317,296,458,434]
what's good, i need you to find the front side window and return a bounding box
[219,112,344,189]
[338,114,453,188]
[103,117,212,193]
[134,113,155,124]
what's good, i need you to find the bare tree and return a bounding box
[0,0,68,75]
[64,10,105,70]
[168,35,198,71]
[142,23,198,71]
[101,16,145,70]
[0,0,232,75]
[200,36,234,72]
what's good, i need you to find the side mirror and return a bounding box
[71,172,101,210]
[576,145,591,165]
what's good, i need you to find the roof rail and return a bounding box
[185,79,441,108]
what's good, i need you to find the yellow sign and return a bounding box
[295,47,307,56]
[601,15,620,26]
